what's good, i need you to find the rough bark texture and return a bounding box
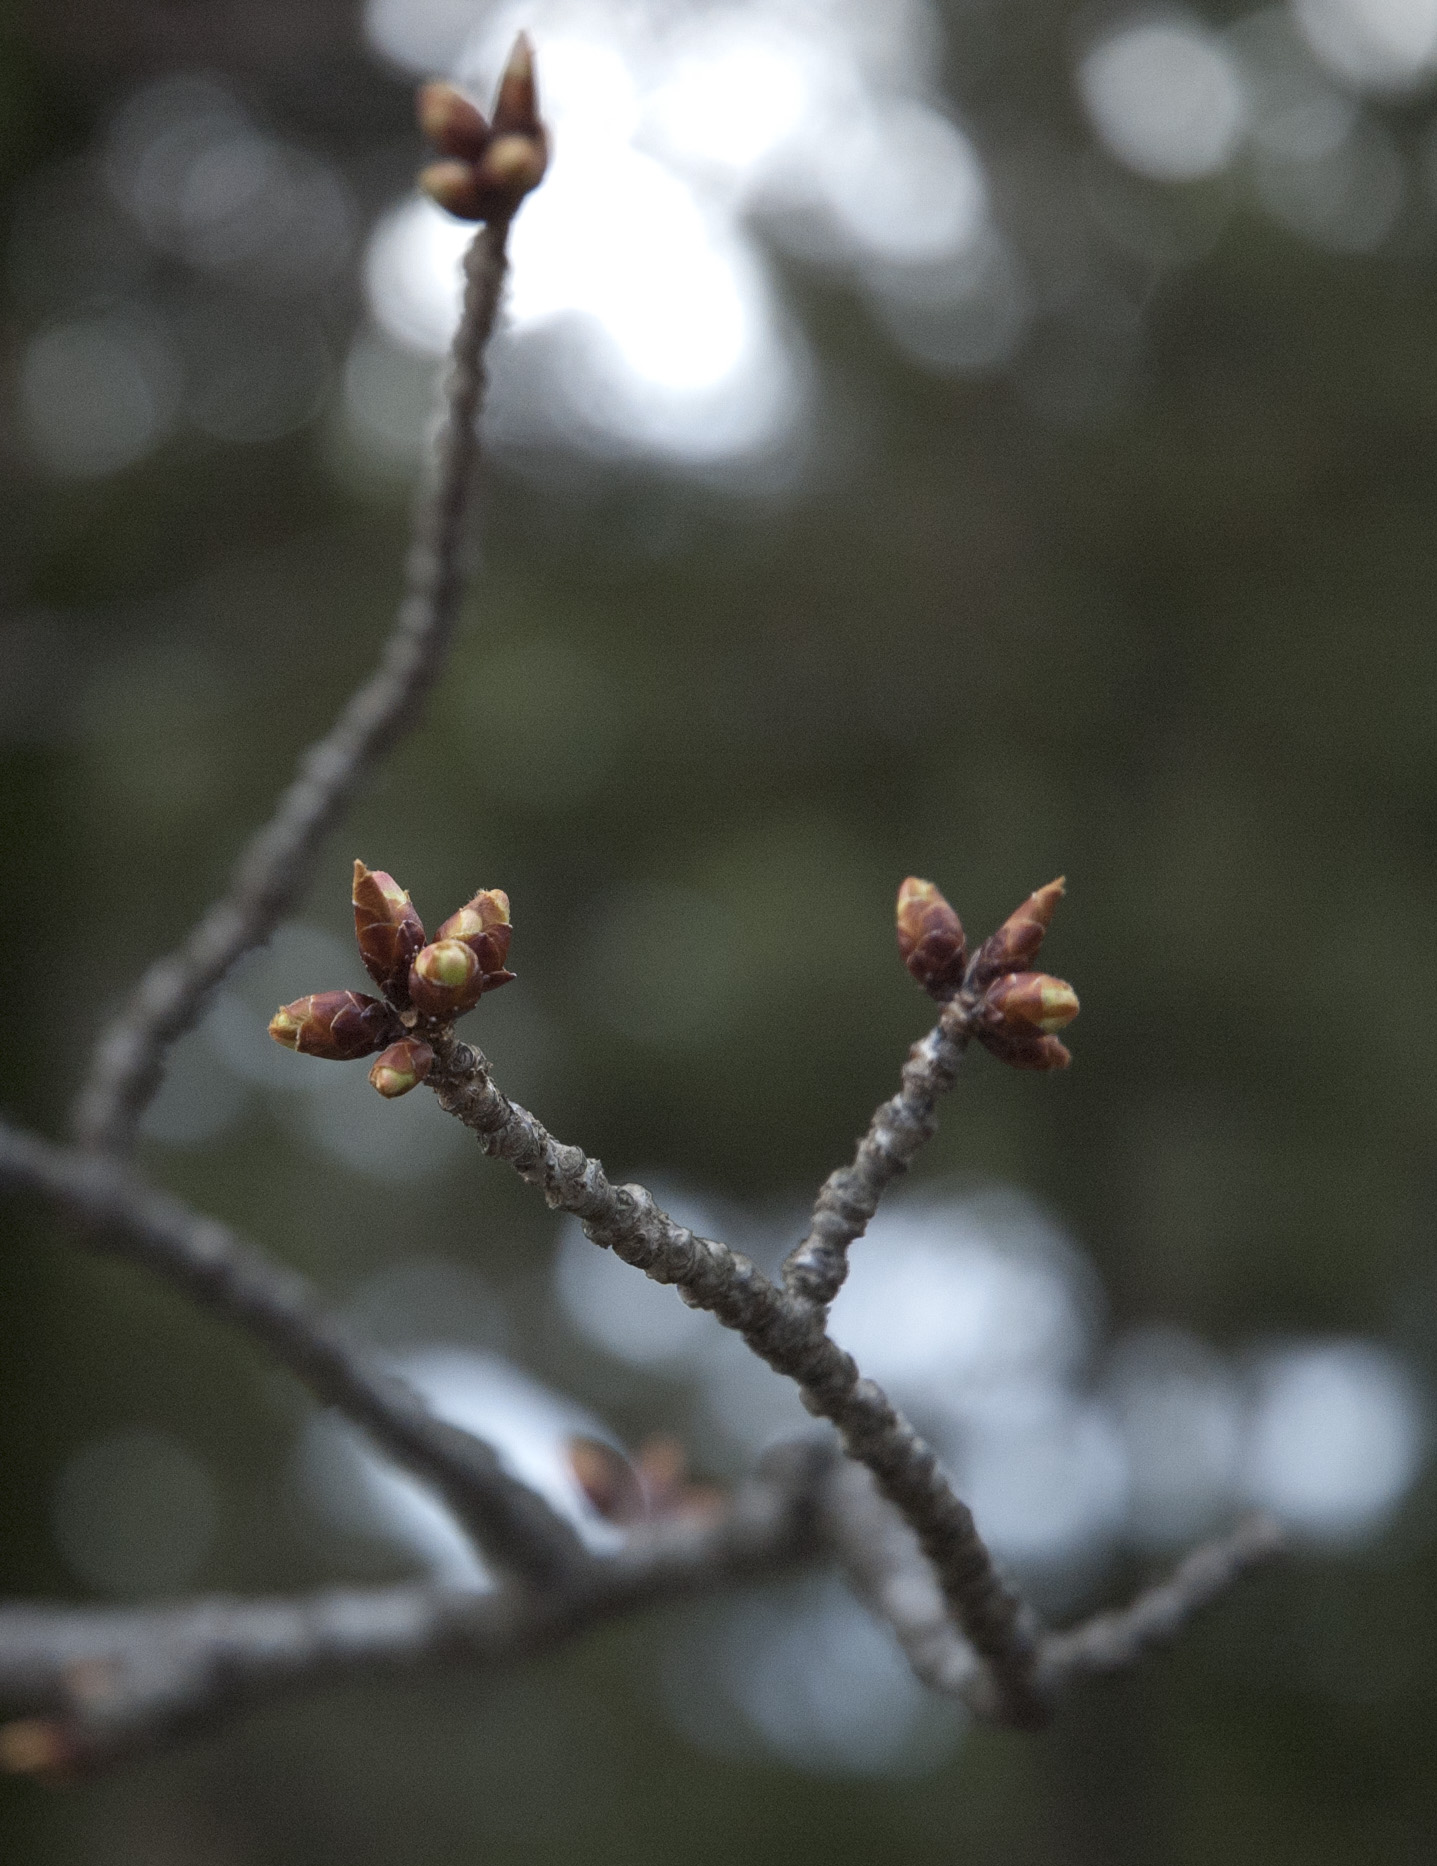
[73,222,512,1155]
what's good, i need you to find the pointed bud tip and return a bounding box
[1030,876,1066,928]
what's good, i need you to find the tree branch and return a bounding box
[427,1032,1048,1728]
[827,1461,1282,1716]
[0,1441,835,1774]
[1038,1514,1284,1687]
[73,220,513,1155]
[782,1000,970,1314]
[0,1117,585,1589]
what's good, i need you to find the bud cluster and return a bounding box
[266,862,516,1097]
[417,36,548,223]
[895,874,1078,1071]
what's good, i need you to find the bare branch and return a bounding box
[0,1117,585,1589]
[0,1441,834,1774]
[828,1461,1281,1717]
[1038,1515,1285,1687]
[73,220,514,1155]
[782,1000,970,1314]
[824,1459,987,1707]
[427,1036,1047,1727]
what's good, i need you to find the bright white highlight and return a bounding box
[299,1348,625,1584]
[359,0,1001,464]
[1107,1328,1244,1546]
[1294,0,1437,88]
[956,1390,1130,1569]
[645,18,814,176]
[1227,10,1404,251]
[1079,18,1247,181]
[1228,10,1357,160]
[809,100,987,264]
[664,1577,962,1777]
[1242,1340,1425,1539]
[826,1189,1095,1404]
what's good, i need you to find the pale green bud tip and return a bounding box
[983,971,1080,1035]
[369,1038,435,1098]
[415,939,476,988]
[1035,978,1079,1033]
[268,1006,302,1049]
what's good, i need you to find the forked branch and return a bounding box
[0,37,1284,1782]
[72,216,513,1155]
[0,1118,584,1588]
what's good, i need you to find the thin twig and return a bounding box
[782,1000,970,1314]
[828,1461,1282,1715]
[1038,1515,1285,1687]
[824,1459,988,1707]
[0,1441,834,1773]
[427,1034,1048,1727]
[0,1116,584,1589]
[73,221,513,1155]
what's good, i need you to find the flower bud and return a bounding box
[895,877,968,1000]
[472,131,548,200]
[492,31,542,136]
[416,81,491,160]
[976,1027,1073,1071]
[437,888,513,982]
[268,991,395,1060]
[353,861,426,999]
[418,160,490,220]
[419,38,548,221]
[368,1038,435,1099]
[982,971,1080,1036]
[967,877,1065,991]
[567,1435,647,1525]
[408,938,484,1019]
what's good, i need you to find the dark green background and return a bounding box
[3,0,1437,1859]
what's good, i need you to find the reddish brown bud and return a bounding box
[268,990,395,1060]
[418,160,490,219]
[368,1038,435,1099]
[408,938,484,1019]
[416,80,491,160]
[982,971,1080,1036]
[0,1719,78,1777]
[967,877,1066,991]
[896,877,968,1000]
[353,861,426,1000]
[567,1435,647,1525]
[492,31,542,136]
[417,38,548,222]
[473,131,548,197]
[437,888,513,981]
[977,1027,1072,1071]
